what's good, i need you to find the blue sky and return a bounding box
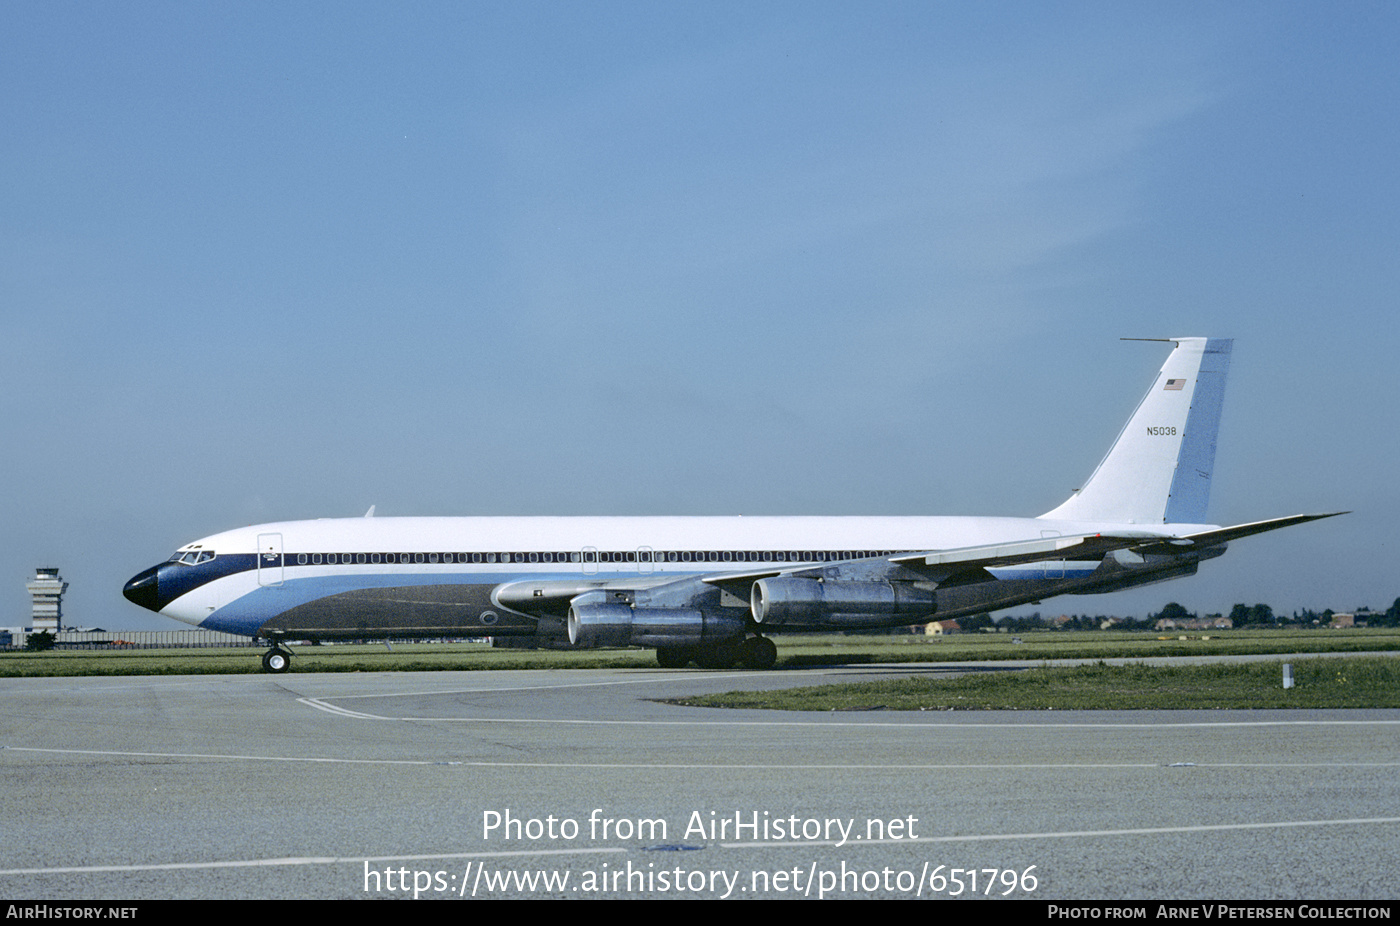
[3,1,1395,630]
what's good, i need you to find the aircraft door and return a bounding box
[1040,530,1065,579]
[257,533,284,587]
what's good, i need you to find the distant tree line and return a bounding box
[988,596,1400,629]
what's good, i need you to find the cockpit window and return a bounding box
[175,550,216,565]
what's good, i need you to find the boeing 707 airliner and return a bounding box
[122,338,1339,672]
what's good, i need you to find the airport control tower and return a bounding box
[26,567,67,632]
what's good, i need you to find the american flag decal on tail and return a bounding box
[1163,378,1186,390]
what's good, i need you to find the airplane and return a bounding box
[122,337,1340,673]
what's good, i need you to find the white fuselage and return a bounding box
[148,514,1208,637]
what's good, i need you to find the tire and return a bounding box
[261,649,291,673]
[739,636,777,670]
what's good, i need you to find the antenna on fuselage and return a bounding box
[364,505,376,518]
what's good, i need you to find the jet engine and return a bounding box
[750,577,937,628]
[567,590,745,648]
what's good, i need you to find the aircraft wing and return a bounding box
[1125,512,1347,555]
[492,576,681,618]
[887,512,1347,581]
[698,567,793,600]
[890,513,1345,579]
[497,512,1345,616]
[889,532,1163,581]
[695,533,1165,594]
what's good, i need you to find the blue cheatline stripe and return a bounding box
[1164,338,1232,524]
[192,568,697,637]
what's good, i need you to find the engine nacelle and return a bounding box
[567,591,745,648]
[751,577,937,628]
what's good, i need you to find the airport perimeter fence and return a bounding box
[0,629,258,650]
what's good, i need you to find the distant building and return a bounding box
[923,620,961,636]
[26,567,67,632]
[1,628,256,650]
[1155,616,1233,631]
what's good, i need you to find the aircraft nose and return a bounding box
[123,565,162,612]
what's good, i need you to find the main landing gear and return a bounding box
[261,644,293,673]
[655,635,777,670]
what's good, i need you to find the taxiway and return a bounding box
[2,663,1397,899]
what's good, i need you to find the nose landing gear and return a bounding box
[260,644,293,673]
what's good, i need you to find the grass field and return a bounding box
[2,627,1398,679]
[775,627,1400,666]
[672,657,1400,711]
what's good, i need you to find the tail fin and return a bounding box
[1041,337,1232,525]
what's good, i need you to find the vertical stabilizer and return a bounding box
[1041,338,1232,525]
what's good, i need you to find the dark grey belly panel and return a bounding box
[258,584,536,638]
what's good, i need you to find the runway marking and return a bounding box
[0,846,623,877]
[290,670,777,700]
[4,745,1398,770]
[299,698,384,719]
[719,816,1400,849]
[3,817,1397,877]
[293,697,1400,728]
[1,745,455,766]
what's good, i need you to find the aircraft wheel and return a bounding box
[739,636,777,670]
[261,648,291,673]
[656,646,692,669]
[694,642,737,670]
